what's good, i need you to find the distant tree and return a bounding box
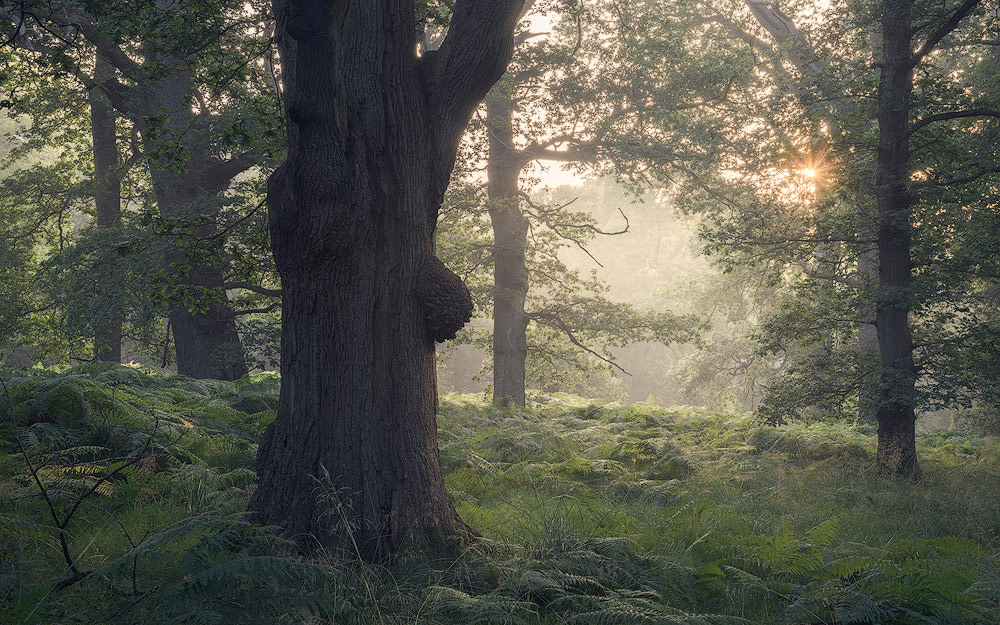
[0,0,281,377]
[675,0,997,476]
[250,0,527,557]
[439,0,737,406]
[89,54,122,363]
[870,0,990,476]
[438,174,705,403]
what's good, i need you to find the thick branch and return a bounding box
[11,5,143,76]
[516,104,651,166]
[517,0,536,22]
[422,0,525,141]
[196,152,265,195]
[743,1,851,136]
[906,108,1000,137]
[519,144,598,164]
[703,8,773,53]
[95,76,134,113]
[911,0,981,64]
[0,8,139,114]
[229,302,282,317]
[514,30,546,46]
[746,0,822,77]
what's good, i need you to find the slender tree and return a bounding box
[872,0,983,476]
[467,1,732,406]
[250,0,526,557]
[485,85,531,406]
[874,0,921,476]
[89,54,122,363]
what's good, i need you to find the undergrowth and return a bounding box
[2,365,998,623]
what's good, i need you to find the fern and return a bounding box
[563,593,751,625]
[0,512,48,539]
[422,586,536,625]
[109,515,350,625]
[85,511,229,579]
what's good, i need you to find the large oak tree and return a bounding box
[250,0,527,557]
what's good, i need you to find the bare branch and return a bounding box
[915,164,1000,188]
[0,375,160,591]
[526,311,629,374]
[520,192,630,235]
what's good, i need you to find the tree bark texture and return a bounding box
[487,89,530,407]
[90,55,122,364]
[251,0,524,558]
[874,0,919,477]
[139,63,249,380]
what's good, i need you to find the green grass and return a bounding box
[2,365,998,624]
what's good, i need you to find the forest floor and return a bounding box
[2,363,999,624]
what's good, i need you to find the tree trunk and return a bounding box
[90,55,122,364]
[627,342,654,403]
[251,0,523,558]
[857,242,879,422]
[140,66,248,380]
[169,260,248,380]
[874,0,919,477]
[487,89,530,407]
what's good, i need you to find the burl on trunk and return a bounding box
[251,0,526,558]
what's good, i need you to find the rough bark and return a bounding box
[487,90,530,407]
[871,0,980,473]
[168,260,248,381]
[874,0,919,477]
[90,55,122,363]
[251,0,523,558]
